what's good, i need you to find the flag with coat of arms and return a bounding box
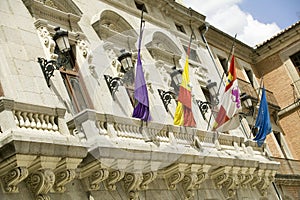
[212,55,241,132]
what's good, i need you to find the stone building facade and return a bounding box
[0,0,298,199]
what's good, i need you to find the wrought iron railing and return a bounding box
[237,78,257,100]
[264,88,280,109]
[238,78,280,109]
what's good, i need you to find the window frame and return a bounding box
[56,44,90,113]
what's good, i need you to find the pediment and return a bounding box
[146,31,182,64]
[22,0,82,31]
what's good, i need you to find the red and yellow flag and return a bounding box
[173,48,196,127]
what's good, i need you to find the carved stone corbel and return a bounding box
[79,160,110,191]
[249,169,264,189]
[180,164,201,199]
[182,173,198,200]
[211,166,232,189]
[221,167,241,199]
[37,26,58,60]
[123,173,143,200]
[256,170,275,196]
[105,170,125,191]
[26,169,55,200]
[163,163,188,190]
[240,167,256,188]
[140,171,157,190]
[77,39,93,63]
[85,169,109,191]
[53,158,81,192]
[53,169,76,192]
[0,166,29,193]
[194,164,211,189]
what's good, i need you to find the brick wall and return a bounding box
[266,133,283,158]
[279,112,300,160]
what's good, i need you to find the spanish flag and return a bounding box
[173,45,196,127]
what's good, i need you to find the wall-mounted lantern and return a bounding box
[53,27,70,53]
[170,68,182,95]
[158,89,175,112]
[240,92,254,116]
[104,50,133,100]
[117,50,133,73]
[38,27,71,87]
[206,80,219,105]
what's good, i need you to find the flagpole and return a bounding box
[132,7,151,122]
[249,77,264,137]
[200,23,223,82]
[206,34,237,130]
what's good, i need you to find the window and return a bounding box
[134,1,147,13]
[218,56,227,74]
[290,50,300,75]
[245,69,254,86]
[55,45,89,113]
[175,23,186,34]
[274,131,281,147]
[183,46,200,63]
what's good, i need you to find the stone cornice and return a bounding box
[23,0,82,32]
[253,21,300,63]
[204,26,254,64]
[99,0,171,29]
[275,174,300,186]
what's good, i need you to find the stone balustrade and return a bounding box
[0,97,66,134]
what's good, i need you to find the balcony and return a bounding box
[238,78,258,101]
[0,97,86,199]
[272,157,300,186]
[238,78,280,110]
[66,109,280,199]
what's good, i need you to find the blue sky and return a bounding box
[182,0,300,47]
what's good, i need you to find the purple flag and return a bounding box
[132,19,151,121]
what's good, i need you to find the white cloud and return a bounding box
[182,0,281,47]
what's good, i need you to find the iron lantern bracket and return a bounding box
[38,57,59,87]
[104,75,123,100]
[158,89,175,112]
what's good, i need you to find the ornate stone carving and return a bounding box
[249,169,264,189]
[211,166,231,189]
[1,167,29,193]
[53,169,76,192]
[222,174,237,199]
[77,39,93,64]
[164,163,188,190]
[37,27,58,60]
[256,170,275,196]
[211,166,241,199]
[79,160,110,191]
[26,169,55,200]
[140,172,157,190]
[240,168,256,188]
[84,169,109,191]
[123,173,143,200]
[105,170,125,191]
[195,165,211,189]
[182,173,198,199]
